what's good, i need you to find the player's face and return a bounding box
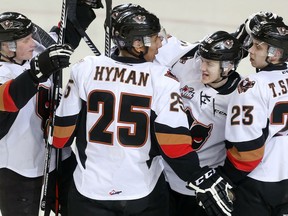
[143,35,162,62]
[248,39,269,69]
[15,34,36,62]
[200,57,222,85]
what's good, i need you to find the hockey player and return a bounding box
[157,31,243,216]
[223,13,288,216]
[0,1,101,216]
[52,3,233,216]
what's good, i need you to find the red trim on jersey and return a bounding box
[0,81,18,112]
[161,144,193,158]
[53,136,70,148]
[227,150,262,172]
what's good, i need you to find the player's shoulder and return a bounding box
[148,63,180,91]
[235,72,267,96]
[72,55,110,72]
[0,62,18,81]
[155,35,198,67]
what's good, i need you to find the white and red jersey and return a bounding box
[224,64,288,183]
[156,37,241,195]
[0,41,70,178]
[53,54,201,200]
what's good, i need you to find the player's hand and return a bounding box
[187,166,235,216]
[29,44,73,83]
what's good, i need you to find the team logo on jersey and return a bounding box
[180,85,195,99]
[190,123,213,150]
[237,78,255,93]
[109,190,122,195]
[186,111,213,150]
[200,91,212,106]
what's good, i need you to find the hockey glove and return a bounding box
[231,23,249,59]
[187,166,235,216]
[29,44,73,83]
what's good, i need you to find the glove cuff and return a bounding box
[29,57,49,83]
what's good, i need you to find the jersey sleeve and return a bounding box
[52,62,84,148]
[151,65,201,182]
[171,54,201,87]
[155,36,198,67]
[223,75,268,183]
[0,68,38,112]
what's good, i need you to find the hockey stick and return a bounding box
[52,1,67,214]
[104,0,112,57]
[67,0,101,56]
[39,1,67,216]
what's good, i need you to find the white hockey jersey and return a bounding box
[156,36,241,195]
[53,54,199,200]
[0,41,70,178]
[225,64,288,182]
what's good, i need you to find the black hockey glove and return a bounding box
[187,166,235,216]
[231,23,249,59]
[29,44,73,83]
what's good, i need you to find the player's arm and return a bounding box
[0,44,72,112]
[222,77,266,184]
[155,35,198,67]
[52,108,79,148]
[50,0,102,49]
[152,67,234,216]
[52,62,84,148]
[222,132,266,184]
[0,72,38,112]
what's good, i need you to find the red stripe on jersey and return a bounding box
[227,150,262,172]
[53,136,70,148]
[0,81,18,112]
[161,144,193,158]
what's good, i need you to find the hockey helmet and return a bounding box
[198,31,243,67]
[0,12,34,42]
[245,11,283,35]
[109,3,161,49]
[249,14,288,60]
[243,12,282,49]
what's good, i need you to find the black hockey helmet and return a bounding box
[198,31,243,67]
[109,3,161,49]
[0,12,34,42]
[249,14,288,61]
[245,11,283,35]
